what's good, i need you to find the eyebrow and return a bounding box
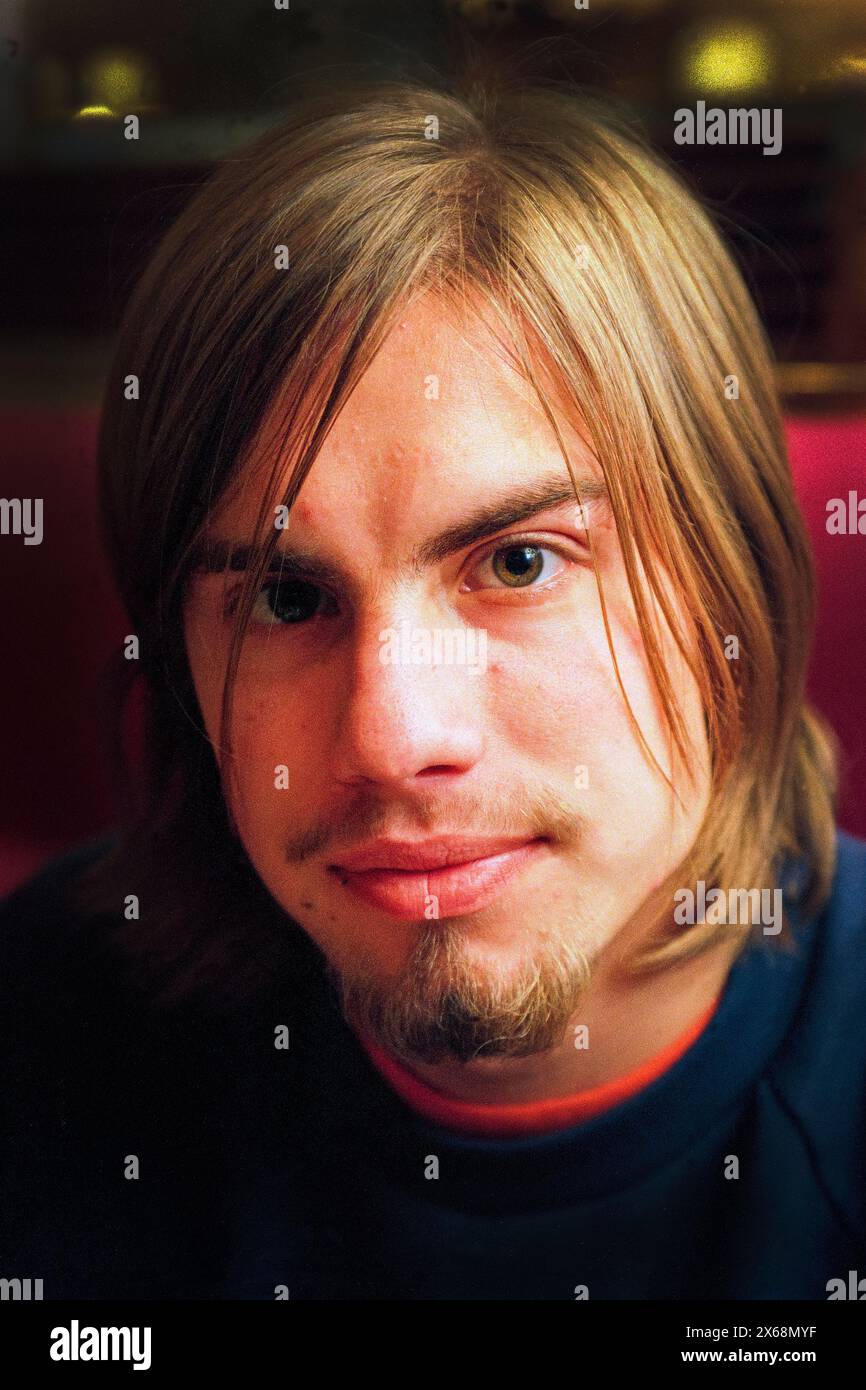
[188,470,608,586]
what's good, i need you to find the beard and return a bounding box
[329,916,591,1065]
[293,780,589,1064]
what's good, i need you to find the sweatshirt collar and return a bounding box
[325,905,819,1208]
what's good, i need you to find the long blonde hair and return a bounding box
[91,60,838,1001]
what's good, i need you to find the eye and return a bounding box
[465,540,571,591]
[248,577,337,626]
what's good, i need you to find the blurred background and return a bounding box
[1,0,865,894]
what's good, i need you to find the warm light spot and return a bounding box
[681,21,774,95]
[833,53,866,80]
[80,49,150,108]
[73,104,114,119]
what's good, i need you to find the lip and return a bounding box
[328,836,548,920]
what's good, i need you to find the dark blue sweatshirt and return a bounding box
[2,831,865,1300]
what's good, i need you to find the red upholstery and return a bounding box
[786,416,866,835]
[0,406,863,898]
[0,410,127,897]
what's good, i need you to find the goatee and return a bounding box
[331,918,591,1065]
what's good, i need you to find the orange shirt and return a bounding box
[356,994,721,1139]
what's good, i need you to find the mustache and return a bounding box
[285,784,582,864]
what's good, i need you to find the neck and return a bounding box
[387,932,744,1106]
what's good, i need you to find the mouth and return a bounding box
[327,835,549,920]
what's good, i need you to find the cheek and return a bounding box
[227,686,310,802]
[487,609,656,775]
[486,589,706,853]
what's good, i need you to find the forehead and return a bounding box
[213,291,600,544]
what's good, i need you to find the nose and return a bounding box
[329,602,487,788]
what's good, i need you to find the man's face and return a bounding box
[184,293,711,1062]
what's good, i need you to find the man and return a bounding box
[2,68,864,1300]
